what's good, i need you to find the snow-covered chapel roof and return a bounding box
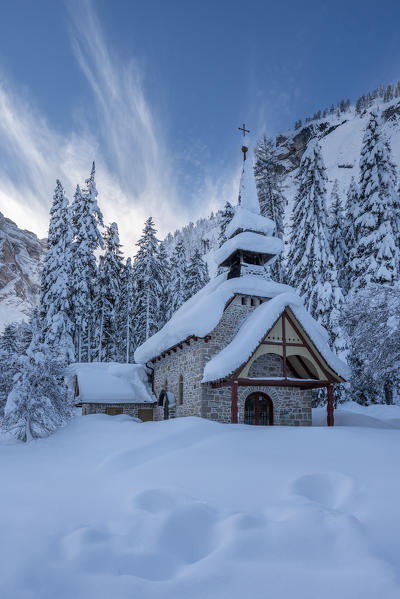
[225,205,275,239]
[202,293,350,383]
[134,273,291,364]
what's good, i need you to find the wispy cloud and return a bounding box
[0,0,237,251]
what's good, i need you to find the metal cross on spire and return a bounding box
[238,123,250,160]
[238,123,250,137]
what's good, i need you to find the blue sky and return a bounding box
[0,0,399,248]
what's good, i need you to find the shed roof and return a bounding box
[66,362,156,404]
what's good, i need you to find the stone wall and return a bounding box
[152,294,312,426]
[247,353,297,378]
[202,384,312,426]
[82,403,155,420]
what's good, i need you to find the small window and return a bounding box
[241,297,246,305]
[178,375,184,405]
[250,298,255,306]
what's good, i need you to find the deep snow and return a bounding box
[0,404,400,598]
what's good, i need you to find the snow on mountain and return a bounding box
[0,212,45,332]
[166,97,400,271]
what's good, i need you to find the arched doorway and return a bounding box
[158,390,169,420]
[244,392,273,426]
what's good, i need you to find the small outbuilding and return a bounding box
[66,362,156,421]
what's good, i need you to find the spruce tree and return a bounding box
[350,111,398,290]
[71,163,104,361]
[157,242,171,329]
[218,202,235,247]
[287,141,345,353]
[3,349,71,442]
[119,257,135,363]
[40,180,75,362]
[329,180,348,292]
[132,217,163,347]
[254,135,286,282]
[183,249,210,301]
[95,222,124,361]
[169,239,187,315]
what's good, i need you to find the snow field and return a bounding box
[0,408,400,598]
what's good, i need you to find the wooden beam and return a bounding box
[262,341,304,347]
[282,313,287,379]
[327,385,334,426]
[284,310,337,382]
[237,378,329,389]
[231,381,238,424]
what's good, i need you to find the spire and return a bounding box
[214,131,283,279]
[238,140,261,215]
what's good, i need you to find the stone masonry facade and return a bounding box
[82,402,155,419]
[151,294,312,426]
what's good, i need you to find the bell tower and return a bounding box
[215,126,283,280]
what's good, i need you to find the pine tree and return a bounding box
[218,202,235,247]
[287,141,345,353]
[254,135,286,282]
[0,324,19,354]
[157,242,171,329]
[95,222,124,361]
[350,111,398,290]
[169,239,187,315]
[71,163,104,361]
[132,217,163,347]
[329,180,348,292]
[40,180,75,362]
[183,249,210,301]
[3,349,71,442]
[119,257,135,363]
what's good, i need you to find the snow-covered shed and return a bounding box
[66,362,156,420]
[135,138,349,427]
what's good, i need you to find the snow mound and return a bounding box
[66,362,155,403]
[313,401,400,429]
[134,274,293,363]
[0,413,400,598]
[202,293,349,382]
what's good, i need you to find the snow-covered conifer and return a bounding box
[329,180,348,291]
[40,180,75,362]
[3,349,71,442]
[119,257,135,363]
[169,239,187,315]
[254,135,286,281]
[132,217,163,346]
[95,222,124,361]
[350,112,398,290]
[218,202,235,247]
[157,242,171,329]
[71,163,104,361]
[183,249,210,301]
[287,141,345,353]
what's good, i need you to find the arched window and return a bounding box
[178,375,184,405]
[244,393,273,426]
[158,390,166,407]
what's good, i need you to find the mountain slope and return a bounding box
[0,212,45,331]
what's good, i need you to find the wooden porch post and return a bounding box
[327,385,334,427]
[231,381,238,424]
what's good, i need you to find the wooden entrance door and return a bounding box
[244,393,273,426]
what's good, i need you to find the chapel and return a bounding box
[134,136,349,426]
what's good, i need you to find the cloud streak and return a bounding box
[0,0,237,252]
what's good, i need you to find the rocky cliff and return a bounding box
[0,212,45,332]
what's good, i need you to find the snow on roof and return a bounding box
[202,293,350,383]
[134,273,293,364]
[238,149,260,214]
[225,205,275,239]
[215,231,283,267]
[66,362,156,404]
